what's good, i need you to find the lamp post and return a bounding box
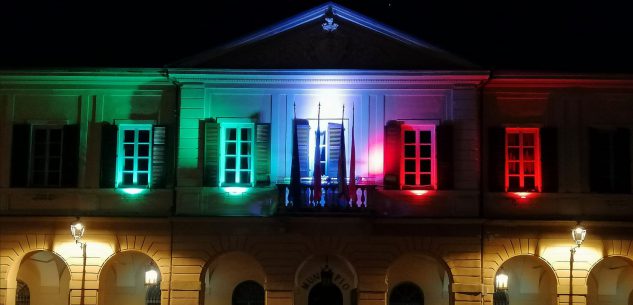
[70,218,87,305]
[570,225,586,305]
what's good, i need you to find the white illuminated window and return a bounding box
[116,124,152,187]
[220,123,254,186]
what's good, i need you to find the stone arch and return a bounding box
[5,250,72,305]
[386,253,452,305]
[201,251,267,305]
[493,255,558,305]
[294,254,358,305]
[98,250,163,305]
[587,255,633,305]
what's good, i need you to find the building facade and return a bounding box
[1,3,633,305]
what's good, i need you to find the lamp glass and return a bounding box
[572,226,587,246]
[145,267,159,285]
[495,270,508,291]
[70,221,85,241]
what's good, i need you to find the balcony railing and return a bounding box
[276,181,376,213]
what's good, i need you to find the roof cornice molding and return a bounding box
[0,69,173,86]
[167,69,490,87]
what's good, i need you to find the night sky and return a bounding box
[3,0,633,72]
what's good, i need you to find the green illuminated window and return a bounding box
[220,123,254,186]
[116,124,152,187]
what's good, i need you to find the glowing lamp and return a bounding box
[224,187,248,196]
[514,192,530,199]
[572,225,586,247]
[495,268,508,292]
[410,190,428,196]
[70,219,85,242]
[121,188,146,195]
[145,264,159,285]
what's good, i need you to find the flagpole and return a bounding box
[313,103,322,205]
[349,105,357,206]
[337,105,349,206]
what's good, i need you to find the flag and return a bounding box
[349,106,357,205]
[313,104,322,203]
[337,106,349,204]
[290,118,303,207]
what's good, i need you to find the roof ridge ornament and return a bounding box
[321,6,339,32]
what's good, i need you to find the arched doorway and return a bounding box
[232,280,265,305]
[15,251,70,305]
[98,251,160,305]
[386,254,449,305]
[389,282,424,305]
[203,252,266,305]
[495,255,557,305]
[308,282,343,305]
[587,256,633,305]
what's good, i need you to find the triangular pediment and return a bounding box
[172,2,478,70]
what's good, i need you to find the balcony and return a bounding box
[276,181,377,214]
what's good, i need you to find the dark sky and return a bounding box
[2,0,633,72]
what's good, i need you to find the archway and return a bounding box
[587,256,633,305]
[98,251,161,305]
[386,254,450,305]
[202,252,266,305]
[294,255,358,305]
[389,282,424,305]
[308,282,343,305]
[14,251,70,305]
[494,255,557,305]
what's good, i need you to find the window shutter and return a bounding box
[11,124,31,187]
[488,127,505,192]
[100,123,118,188]
[327,122,342,178]
[255,123,271,186]
[151,125,167,188]
[614,128,631,193]
[61,124,80,187]
[296,119,310,177]
[436,123,453,190]
[540,127,558,192]
[589,128,610,192]
[203,121,220,187]
[383,120,402,190]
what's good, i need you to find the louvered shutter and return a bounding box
[589,128,610,192]
[614,128,631,193]
[100,123,118,188]
[61,124,80,187]
[151,125,167,188]
[383,121,402,190]
[255,123,271,186]
[11,124,31,187]
[296,119,310,178]
[436,124,453,190]
[327,122,342,178]
[488,127,505,192]
[203,121,220,187]
[540,127,558,192]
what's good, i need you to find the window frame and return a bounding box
[400,124,436,190]
[505,127,541,192]
[219,122,255,187]
[28,124,64,187]
[116,124,153,188]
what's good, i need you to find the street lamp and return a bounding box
[495,268,509,292]
[569,225,586,305]
[70,218,85,249]
[145,262,159,285]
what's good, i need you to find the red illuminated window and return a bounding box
[401,125,436,189]
[505,128,541,191]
